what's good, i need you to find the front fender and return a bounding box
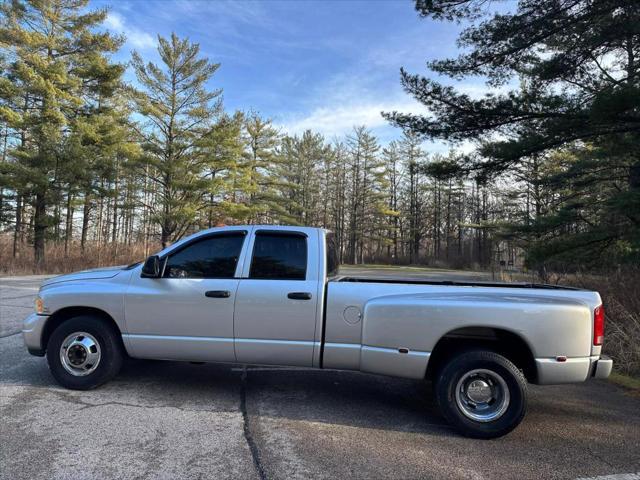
[40,280,127,328]
[33,272,133,346]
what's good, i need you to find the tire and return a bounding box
[46,315,124,390]
[435,350,527,439]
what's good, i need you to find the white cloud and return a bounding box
[276,82,485,154]
[105,12,156,50]
[278,98,478,156]
[279,98,428,139]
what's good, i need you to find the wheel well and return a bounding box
[41,307,123,352]
[426,327,537,383]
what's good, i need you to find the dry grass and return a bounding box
[0,235,157,276]
[552,269,640,377]
[609,372,640,396]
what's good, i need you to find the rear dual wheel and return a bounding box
[435,350,527,439]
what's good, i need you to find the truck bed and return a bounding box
[331,275,581,290]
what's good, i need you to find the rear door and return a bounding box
[233,229,320,366]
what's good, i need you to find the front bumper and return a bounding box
[592,355,613,379]
[22,313,48,356]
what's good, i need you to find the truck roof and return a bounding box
[195,225,328,234]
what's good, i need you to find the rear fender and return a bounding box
[359,292,592,379]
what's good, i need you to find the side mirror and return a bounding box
[141,255,162,278]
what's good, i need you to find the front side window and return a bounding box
[249,232,307,280]
[163,232,246,278]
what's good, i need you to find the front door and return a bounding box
[234,230,320,367]
[125,230,249,362]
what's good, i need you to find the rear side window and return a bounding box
[249,232,307,280]
[164,233,246,278]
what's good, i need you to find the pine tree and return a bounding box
[196,111,250,226]
[67,96,140,253]
[241,112,282,223]
[386,0,640,266]
[324,141,349,261]
[382,141,403,260]
[0,0,124,266]
[345,126,389,264]
[131,33,222,247]
[398,131,424,263]
[277,130,329,225]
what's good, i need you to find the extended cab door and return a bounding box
[124,229,250,362]
[233,229,321,367]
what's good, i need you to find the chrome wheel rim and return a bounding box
[455,368,510,422]
[59,332,101,376]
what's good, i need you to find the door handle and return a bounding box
[287,292,312,300]
[205,290,231,298]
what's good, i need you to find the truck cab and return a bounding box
[123,226,327,367]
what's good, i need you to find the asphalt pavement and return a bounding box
[1,273,639,480]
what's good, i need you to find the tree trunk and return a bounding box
[33,191,47,269]
[13,194,22,258]
[629,161,640,225]
[161,172,171,248]
[81,192,91,253]
[161,224,171,248]
[64,189,73,256]
[0,126,6,220]
[112,161,119,258]
[53,200,60,240]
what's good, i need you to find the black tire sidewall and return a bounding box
[46,315,123,390]
[436,350,527,439]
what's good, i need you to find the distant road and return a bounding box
[0,275,49,337]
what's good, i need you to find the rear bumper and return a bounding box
[22,313,48,356]
[592,355,613,379]
[535,355,613,384]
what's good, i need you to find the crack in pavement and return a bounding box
[0,331,21,338]
[240,366,267,480]
[14,373,271,480]
[51,389,218,414]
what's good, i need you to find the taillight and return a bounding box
[593,305,605,346]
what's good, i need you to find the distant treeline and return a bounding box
[1,0,639,277]
[0,0,512,271]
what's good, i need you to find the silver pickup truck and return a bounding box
[23,225,612,438]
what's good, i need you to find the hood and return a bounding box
[41,265,127,287]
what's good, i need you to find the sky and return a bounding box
[94,0,481,148]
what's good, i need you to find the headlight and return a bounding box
[34,297,48,314]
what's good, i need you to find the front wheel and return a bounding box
[46,315,124,390]
[435,350,527,439]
